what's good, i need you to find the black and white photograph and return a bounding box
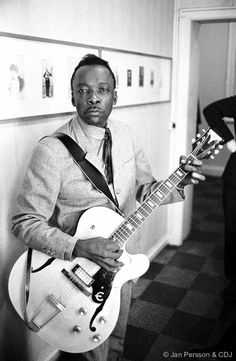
[42,59,54,98]
[127,68,132,87]
[1,2,236,361]
[139,65,144,87]
[8,55,25,99]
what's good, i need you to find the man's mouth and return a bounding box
[86,107,101,113]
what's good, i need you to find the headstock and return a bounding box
[191,128,224,160]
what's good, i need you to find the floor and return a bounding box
[122,177,236,361]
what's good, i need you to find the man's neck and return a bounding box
[77,116,107,140]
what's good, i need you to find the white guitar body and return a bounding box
[8,206,150,353]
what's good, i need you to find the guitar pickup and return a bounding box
[72,264,94,287]
[62,266,93,298]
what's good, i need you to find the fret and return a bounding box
[124,222,135,234]
[139,206,149,218]
[150,193,162,206]
[159,183,170,195]
[111,148,195,251]
[112,231,126,248]
[114,238,124,248]
[146,199,156,209]
[135,211,145,221]
[163,179,175,190]
[113,227,128,241]
[170,173,181,184]
[129,213,142,227]
[175,168,186,178]
[142,202,153,214]
[154,190,165,200]
[118,227,130,239]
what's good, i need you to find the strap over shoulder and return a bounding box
[54,132,120,211]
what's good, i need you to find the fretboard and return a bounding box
[111,154,196,249]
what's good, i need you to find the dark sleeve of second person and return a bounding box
[203,96,236,143]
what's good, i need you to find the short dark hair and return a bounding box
[70,54,116,91]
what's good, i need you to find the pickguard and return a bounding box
[89,268,115,331]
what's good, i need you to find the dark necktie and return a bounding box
[102,127,113,184]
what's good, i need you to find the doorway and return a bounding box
[168,7,236,246]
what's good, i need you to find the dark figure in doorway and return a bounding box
[203,96,236,304]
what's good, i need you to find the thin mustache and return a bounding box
[86,106,102,111]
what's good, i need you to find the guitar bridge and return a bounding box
[28,294,65,332]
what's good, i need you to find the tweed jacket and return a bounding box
[12,116,183,260]
[203,96,236,187]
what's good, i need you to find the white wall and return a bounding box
[199,22,235,176]
[0,1,175,360]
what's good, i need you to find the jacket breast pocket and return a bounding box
[123,156,135,170]
[121,157,136,189]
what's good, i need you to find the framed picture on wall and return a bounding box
[0,33,172,121]
[101,49,172,107]
[0,33,99,121]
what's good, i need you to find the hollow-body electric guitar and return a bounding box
[8,128,223,353]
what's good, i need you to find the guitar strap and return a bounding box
[55,132,120,211]
[24,132,121,326]
[24,247,32,326]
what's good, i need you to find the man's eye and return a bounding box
[99,87,109,92]
[78,88,88,93]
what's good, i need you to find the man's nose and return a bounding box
[87,92,101,105]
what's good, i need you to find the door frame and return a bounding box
[168,5,236,245]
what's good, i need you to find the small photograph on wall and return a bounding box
[139,66,144,87]
[114,68,119,89]
[8,55,25,99]
[127,69,132,87]
[150,70,154,87]
[67,56,80,98]
[42,59,54,98]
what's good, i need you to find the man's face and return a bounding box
[72,65,117,128]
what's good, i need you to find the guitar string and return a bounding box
[109,149,202,247]
[45,136,211,308]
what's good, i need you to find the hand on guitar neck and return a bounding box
[73,237,124,272]
[178,156,205,188]
[72,156,205,273]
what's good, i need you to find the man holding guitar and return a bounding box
[11,54,205,361]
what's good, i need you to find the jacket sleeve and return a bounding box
[203,96,236,143]
[11,140,77,261]
[132,135,184,205]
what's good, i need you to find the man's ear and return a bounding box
[113,90,118,105]
[71,92,75,106]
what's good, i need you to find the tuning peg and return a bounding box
[219,145,223,149]
[214,150,220,154]
[196,133,201,138]
[202,129,205,132]
[210,155,215,159]
[192,138,196,143]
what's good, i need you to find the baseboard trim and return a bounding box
[145,234,169,261]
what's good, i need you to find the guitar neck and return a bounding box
[112,153,197,249]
